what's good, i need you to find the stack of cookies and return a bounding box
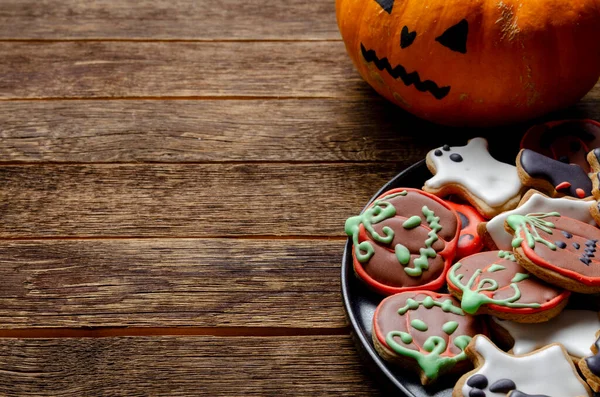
[344,119,600,396]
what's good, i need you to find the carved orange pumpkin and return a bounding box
[336,0,600,127]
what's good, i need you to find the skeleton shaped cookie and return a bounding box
[423,137,524,219]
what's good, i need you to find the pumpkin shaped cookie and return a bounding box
[345,188,460,295]
[505,212,600,293]
[372,291,486,385]
[446,250,569,322]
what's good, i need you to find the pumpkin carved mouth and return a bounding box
[360,43,451,100]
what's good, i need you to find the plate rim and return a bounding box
[341,159,428,397]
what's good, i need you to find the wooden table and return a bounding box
[0,1,597,395]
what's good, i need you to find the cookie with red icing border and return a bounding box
[454,335,592,397]
[444,200,485,259]
[344,188,460,295]
[372,291,486,385]
[423,137,524,219]
[520,118,600,171]
[446,250,569,323]
[478,189,597,251]
[505,212,600,293]
[516,148,593,199]
[578,330,600,392]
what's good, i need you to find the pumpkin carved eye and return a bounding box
[400,26,417,48]
[436,19,469,54]
[374,0,394,13]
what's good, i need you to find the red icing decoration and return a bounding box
[444,200,484,260]
[351,188,460,296]
[576,188,586,198]
[555,181,572,190]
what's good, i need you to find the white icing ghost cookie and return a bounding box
[453,335,592,397]
[491,309,600,360]
[423,137,524,219]
[479,189,597,251]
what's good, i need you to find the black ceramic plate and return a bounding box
[341,158,600,396]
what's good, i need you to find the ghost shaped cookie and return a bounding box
[423,137,524,219]
[454,335,592,397]
[491,310,600,362]
[344,188,460,295]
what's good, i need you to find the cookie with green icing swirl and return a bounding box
[506,212,600,294]
[372,291,486,385]
[345,188,460,295]
[447,250,570,323]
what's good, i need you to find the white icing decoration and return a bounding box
[486,192,597,250]
[424,137,522,207]
[461,336,591,397]
[492,310,600,358]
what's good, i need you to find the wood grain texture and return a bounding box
[0,0,339,40]
[0,98,450,163]
[0,335,383,396]
[0,41,366,99]
[0,238,348,328]
[0,163,405,238]
[0,97,598,164]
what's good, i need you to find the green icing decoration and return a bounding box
[442,321,459,335]
[404,206,442,277]
[399,332,413,344]
[403,215,422,229]
[344,191,407,263]
[487,264,506,272]
[448,262,541,314]
[498,250,516,262]
[395,243,411,265]
[385,332,472,381]
[397,296,464,316]
[506,212,559,250]
[411,319,428,332]
[511,273,529,283]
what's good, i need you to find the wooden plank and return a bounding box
[0,98,450,163]
[0,163,406,238]
[0,238,348,328]
[0,95,598,163]
[0,41,366,99]
[0,335,383,396]
[0,0,338,40]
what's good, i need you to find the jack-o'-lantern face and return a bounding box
[335,0,600,126]
[364,0,470,100]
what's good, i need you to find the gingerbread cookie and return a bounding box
[423,137,524,219]
[344,188,459,295]
[445,200,485,259]
[579,330,600,392]
[372,291,486,385]
[479,189,597,251]
[446,250,569,322]
[506,212,600,293]
[491,310,600,361]
[516,148,593,198]
[454,335,592,397]
[520,118,600,171]
[587,149,600,206]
